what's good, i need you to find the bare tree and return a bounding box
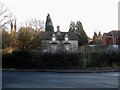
[0,3,13,29]
[24,18,44,31]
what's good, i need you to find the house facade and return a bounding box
[41,26,78,52]
[102,30,120,47]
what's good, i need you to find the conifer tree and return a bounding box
[98,31,102,45]
[69,21,76,32]
[75,21,88,46]
[98,31,102,40]
[93,31,98,45]
[45,13,54,31]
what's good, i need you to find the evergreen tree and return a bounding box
[98,31,102,40]
[75,21,88,46]
[93,31,98,45]
[45,13,54,32]
[98,31,102,45]
[93,31,102,46]
[69,21,76,32]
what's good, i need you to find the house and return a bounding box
[102,30,120,47]
[41,26,78,52]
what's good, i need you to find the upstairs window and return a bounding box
[65,34,68,41]
[52,34,56,41]
[65,37,68,41]
[52,37,56,41]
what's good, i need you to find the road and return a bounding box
[2,71,119,88]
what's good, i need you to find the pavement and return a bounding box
[2,68,119,73]
[2,71,119,88]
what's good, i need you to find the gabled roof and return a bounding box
[41,31,78,40]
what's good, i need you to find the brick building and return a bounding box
[102,30,120,47]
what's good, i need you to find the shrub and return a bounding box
[2,51,81,69]
[2,47,120,69]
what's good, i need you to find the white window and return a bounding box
[52,34,56,41]
[52,37,56,41]
[65,37,68,41]
[64,34,69,41]
[65,46,69,51]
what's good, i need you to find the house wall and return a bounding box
[42,40,78,52]
[102,35,120,46]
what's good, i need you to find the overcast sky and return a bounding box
[1,0,119,38]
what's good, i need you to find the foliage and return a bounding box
[1,22,18,53]
[3,51,80,69]
[93,31,102,45]
[69,21,76,32]
[10,20,18,50]
[45,13,54,32]
[2,29,11,49]
[81,46,120,67]
[93,31,98,45]
[2,47,120,69]
[17,27,42,51]
[75,21,88,46]
[69,21,88,46]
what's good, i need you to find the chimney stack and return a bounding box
[56,26,61,35]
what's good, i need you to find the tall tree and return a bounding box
[45,13,54,32]
[93,31,98,45]
[98,31,102,40]
[97,31,102,45]
[18,27,42,51]
[75,21,88,46]
[18,27,34,51]
[2,29,11,49]
[8,19,18,51]
[28,18,44,31]
[0,3,13,29]
[69,21,76,32]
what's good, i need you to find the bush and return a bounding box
[35,52,80,69]
[2,51,81,69]
[2,48,120,69]
[83,47,120,68]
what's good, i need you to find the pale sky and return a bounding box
[1,0,119,38]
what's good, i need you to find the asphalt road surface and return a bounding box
[2,71,119,88]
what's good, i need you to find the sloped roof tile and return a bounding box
[42,31,78,40]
